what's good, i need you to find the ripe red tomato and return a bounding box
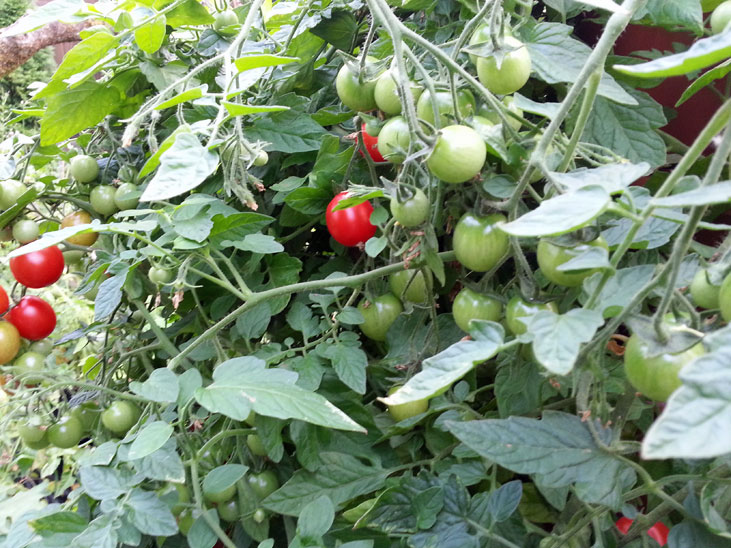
[615,517,669,546]
[10,246,65,288]
[8,296,57,340]
[360,124,386,163]
[325,192,377,247]
[0,285,8,315]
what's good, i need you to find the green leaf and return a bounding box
[132,439,185,482]
[263,453,392,516]
[79,466,142,500]
[521,22,636,105]
[194,357,365,432]
[297,495,335,539]
[582,265,655,318]
[284,186,331,214]
[237,233,285,254]
[4,0,88,36]
[140,133,218,201]
[95,269,128,322]
[188,509,219,548]
[40,81,121,146]
[365,236,387,257]
[642,0,702,33]
[30,512,87,534]
[155,86,207,110]
[223,102,290,116]
[549,162,650,194]
[135,15,167,54]
[527,309,604,375]
[323,342,368,394]
[555,245,610,272]
[129,368,179,403]
[73,515,118,548]
[446,412,636,508]
[203,464,248,494]
[381,322,503,406]
[651,181,731,208]
[128,421,174,460]
[138,125,192,177]
[678,59,731,107]
[614,30,731,78]
[234,54,300,72]
[155,0,214,27]
[310,9,358,51]
[247,110,329,153]
[578,89,667,169]
[487,481,523,523]
[125,488,178,536]
[500,186,610,237]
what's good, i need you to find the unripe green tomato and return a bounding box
[624,332,705,401]
[101,400,141,435]
[203,480,237,504]
[536,236,609,287]
[452,288,502,333]
[0,179,27,209]
[253,151,269,167]
[390,188,429,227]
[213,10,239,34]
[335,56,382,112]
[478,96,524,131]
[476,37,532,95]
[29,339,53,355]
[47,415,84,448]
[114,183,140,210]
[453,213,509,272]
[416,89,476,127]
[247,470,279,499]
[377,116,411,163]
[690,269,721,309]
[90,185,119,216]
[171,483,191,516]
[69,155,99,183]
[253,508,267,523]
[427,125,487,184]
[387,385,428,422]
[505,297,558,336]
[711,1,731,33]
[14,351,46,382]
[63,250,86,267]
[389,269,432,304]
[18,424,49,450]
[178,509,195,535]
[718,271,731,322]
[358,293,403,341]
[467,23,513,64]
[149,267,174,285]
[217,499,239,522]
[343,498,376,523]
[246,433,267,456]
[373,70,423,115]
[71,401,102,432]
[12,220,39,244]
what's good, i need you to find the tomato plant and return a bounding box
[246,433,267,456]
[13,351,45,382]
[100,401,141,435]
[247,470,279,499]
[202,478,237,504]
[0,179,27,210]
[114,182,140,210]
[69,155,99,182]
[325,192,377,247]
[90,185,119,216]
[452,287,502,333]
[690,269,721,309]
[711,1,731,33]
[358,293,403,341]
[61,210,98,246]
[148,266,174,284]
[427,125,487,183]
[475,37,532,96]
[71,401,102,431]
[390,187,429,227]
[9,245,65,288]
[8,296,56,340]
[453,213,509,272]
[719,271,731,321]
[335,56,382,112]
[217,499,239,522]
[47,415,84,448]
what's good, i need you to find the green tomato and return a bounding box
[478,96,524,131]
[12,220,39,244]
[505,296,558,336]
[246,433,267,456]
[90,185,119,216]
[253,508,267,523]
[416,89,476,127]
[114,183,140,210]
[476,37,532,95]
[247,470,279,499]
[335,56,382,112]
[718,271,731,322]
[452,288,502,333]
[149,266,174,285]
[217,499,240,522]
[389,269,432,304]
[427,125,487,184]
[373,70,423,115]
[387,385,428,422]
[390,188,429,227]
[63,250,86,267]
[14,351,46,382]
[624,332,705,402]
[18,424,49,450]
[703,0,724,11]
[0,179,27,209]
[536,236,609,287]
[690,269,721,309]
[71,401,102,432]
[47,415,84,448]
[377,116,411,163]
[69,155,99,183]
[213,10,239,34]
[453,213,509,272]
[171,483,191,516]
[358,293,403,341]
[178,509,196,535]
[101,400,141,435]
[253,150,269,167]
[711,1,731,33]
[29,339,53,355]
[203,479,237,504]
[467,23,514,64]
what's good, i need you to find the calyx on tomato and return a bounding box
[335,56,383,112]
[325,192,377,247]
[8,296,57,340]
[476,36,532,96]
[10,246,65,288]
[615,517,669,546]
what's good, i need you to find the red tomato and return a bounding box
[325,191,377,247]
[0,286,8,315]
[616,517,669,546]
[10,246,65,288]
[8,296,57,340]
[359,124,386,163]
